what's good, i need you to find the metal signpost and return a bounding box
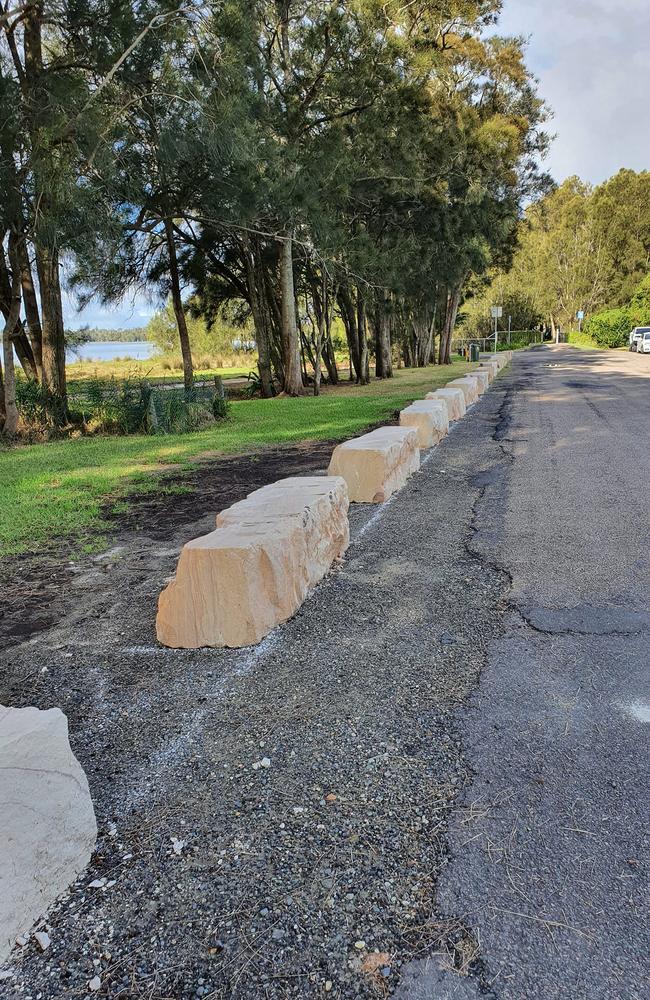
[577,310,585,334]
[491,306,503,352]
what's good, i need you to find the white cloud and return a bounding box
[498,0,650,184]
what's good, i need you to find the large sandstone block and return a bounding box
[217,476,349,593]
[399,400,449,448]
[426,387,467,421]
[471,369,490,392]
[448,377,479,405]
[1,705,97,963]
[479,361,498,381]
[157,477,349,649]
[328,426,420,504]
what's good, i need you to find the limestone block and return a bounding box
[425,388,467,421]
[328,426,420,504]
[399,400,449,448]
[1,705,97,963]
[448,377,479,405]
[471,369,490,393]
[157,477,349,649]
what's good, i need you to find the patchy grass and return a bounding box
[1,360,475,556]
[65,356,252,389]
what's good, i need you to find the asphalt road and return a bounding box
[398,346,650,1000]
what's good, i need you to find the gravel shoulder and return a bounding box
[1,375,512,999]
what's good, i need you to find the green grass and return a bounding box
[565,330,604,350]
[1,360,474,557]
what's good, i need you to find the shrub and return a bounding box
[583,308,631,348]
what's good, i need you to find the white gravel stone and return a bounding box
[33,931,50,952]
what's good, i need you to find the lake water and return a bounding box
[66,341,157,363]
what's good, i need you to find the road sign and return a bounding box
[491,306,503,319]
[577,310,585,320]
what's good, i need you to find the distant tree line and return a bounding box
[463,170,650,345]
[67,326,148,346]
[1,1,549,434]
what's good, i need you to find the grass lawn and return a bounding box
[1,360,475,557]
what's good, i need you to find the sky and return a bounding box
[499,0,650,184]
[66,0,650,331]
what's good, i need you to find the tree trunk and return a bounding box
[164,218,193,392]
[377,295,393,379]
[0,355,6,430]
[11,323,38,378]
[2,236,22,436]
[321,333,338,384]
[244,242,274,397]
[356,286,369,384]
[0,244,37,378]
[371,308,383,378]
[415,310,436,367]
[18,238,43,377]
[337,286,360,382]
[36,245,68,420]
[279,235,303,395]
[439,284,463,365]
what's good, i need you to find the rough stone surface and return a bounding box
[479,360,498,381]
[328,426,420,503]
[487,352,512,369]
[466,368,490,394]
[448,377,479,405]
[426,388,467,422]
[157,476,349,648]
[0,705,97,963]
[399,400,449,448]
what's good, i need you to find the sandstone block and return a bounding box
[479,361,498,381]
[448,377,479,405]
[156,476,350,649]
[399,400,449,448]
[1,705,97,963]
[425,388,467,421]
[217,476,349,593]
[471,369,490,392]
[328,426,420,504]
[157,476,349,649]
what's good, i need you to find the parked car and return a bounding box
[638,330,650,354]
[629,327,650,351]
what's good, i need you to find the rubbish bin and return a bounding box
[470,343,480,362]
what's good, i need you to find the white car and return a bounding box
[629,327,650,351]
[638,330,650,354]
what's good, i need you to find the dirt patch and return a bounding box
[0,440,336,653]
[103,439,337,539]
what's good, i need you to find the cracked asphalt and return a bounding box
[398,346,650,1000]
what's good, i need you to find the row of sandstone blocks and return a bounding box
[156,357,508,649]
